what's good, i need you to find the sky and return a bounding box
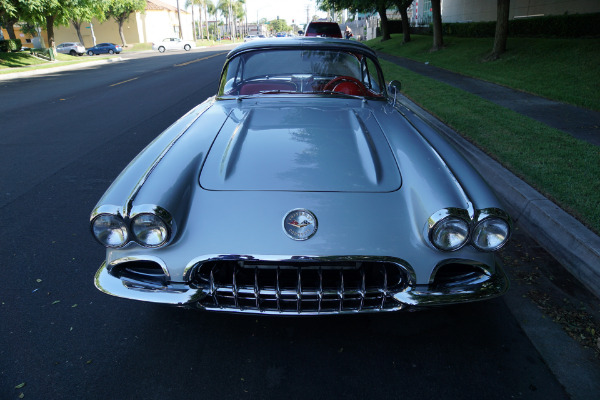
[166,0,328,27]
[243,0,327,26]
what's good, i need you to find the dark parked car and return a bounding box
[304,21,343,38]
[91,38,511,315]
[86,42,122,55]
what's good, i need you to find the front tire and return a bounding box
[184,44,191,51]
[158,46,165,53]
[87,50,94,56]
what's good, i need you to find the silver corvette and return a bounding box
[91,38,511,315]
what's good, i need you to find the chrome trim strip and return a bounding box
[124,102,218,215]
[90,204,126,222]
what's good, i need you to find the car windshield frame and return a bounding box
[218,45,388,99]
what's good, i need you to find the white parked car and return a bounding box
[152,38,195,53]
[56,42,85,56]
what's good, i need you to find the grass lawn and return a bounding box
[370,36,600,234]
[0,51,107,74]
[367,35,600,111]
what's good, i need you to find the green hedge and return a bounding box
[0,39,22,52]
[442,13,600,38]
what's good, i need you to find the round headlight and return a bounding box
[92,214,128,248]
[131,213,169,247]
[430,217,470,251]
[472,217,510,251]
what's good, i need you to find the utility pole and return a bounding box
[306,5,309,25]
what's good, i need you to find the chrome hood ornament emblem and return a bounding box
[283,209,318,240]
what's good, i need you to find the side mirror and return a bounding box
[387,80,401,94]
[387,80,402,106]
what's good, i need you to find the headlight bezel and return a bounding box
[130,212,170,248]
[91,213,129,248]
[426,208,471,252]
[471,209,512,252]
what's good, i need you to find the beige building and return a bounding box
[54,0,193,47]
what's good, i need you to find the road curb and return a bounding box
[397,94,600,300]
[0,57,123,81]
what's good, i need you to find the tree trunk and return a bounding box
[4,17,18,39]
[400,7,411,43]
[191,4,196,39]
[118,19,127,46]
[176,0,183,38]
[431,0,443,51]
[72,20,84,45]
[204,7,209,40]
[377,3,390,42]
[45,14,56,51]
[489,0,510,60]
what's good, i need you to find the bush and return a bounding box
[441,12,600,38]
[0,39,22,52]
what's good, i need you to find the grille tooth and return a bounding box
[276,266,281,311]
[359,266,366,312]
[338,270,344,312]
[232,265,239,309]
[209,269,219,306]
[318,268,324,313]
[296,267,302,314]
[381,265,388,310]
[193,260,407,314]
[254,267,260,310]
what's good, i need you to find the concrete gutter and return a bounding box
[398,95,600,300]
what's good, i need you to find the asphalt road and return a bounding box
[0,48,570,399]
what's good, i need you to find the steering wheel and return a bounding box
[323,76,368,96]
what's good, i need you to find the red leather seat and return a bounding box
[332,81,364,95]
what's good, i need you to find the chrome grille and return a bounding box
[191,260,409,314]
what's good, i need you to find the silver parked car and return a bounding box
[152,37,195,52]
[91,38,511,315]
[56,42,85,56]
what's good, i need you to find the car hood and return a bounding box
[199,105,402,192]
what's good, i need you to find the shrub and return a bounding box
[0,39,22,52]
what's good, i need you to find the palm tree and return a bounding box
[191,0,212,40]
[204,0,214,40]
[185,0,198,39]
[216,0,229,39]
[206,0,217,40]
[233,0,245,38]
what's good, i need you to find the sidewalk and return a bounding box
[378,53,600,146]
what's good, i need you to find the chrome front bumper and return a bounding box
[94,260,509,315]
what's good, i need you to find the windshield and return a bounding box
[219,48,386,98]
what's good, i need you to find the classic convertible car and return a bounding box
[91,38,511,314]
